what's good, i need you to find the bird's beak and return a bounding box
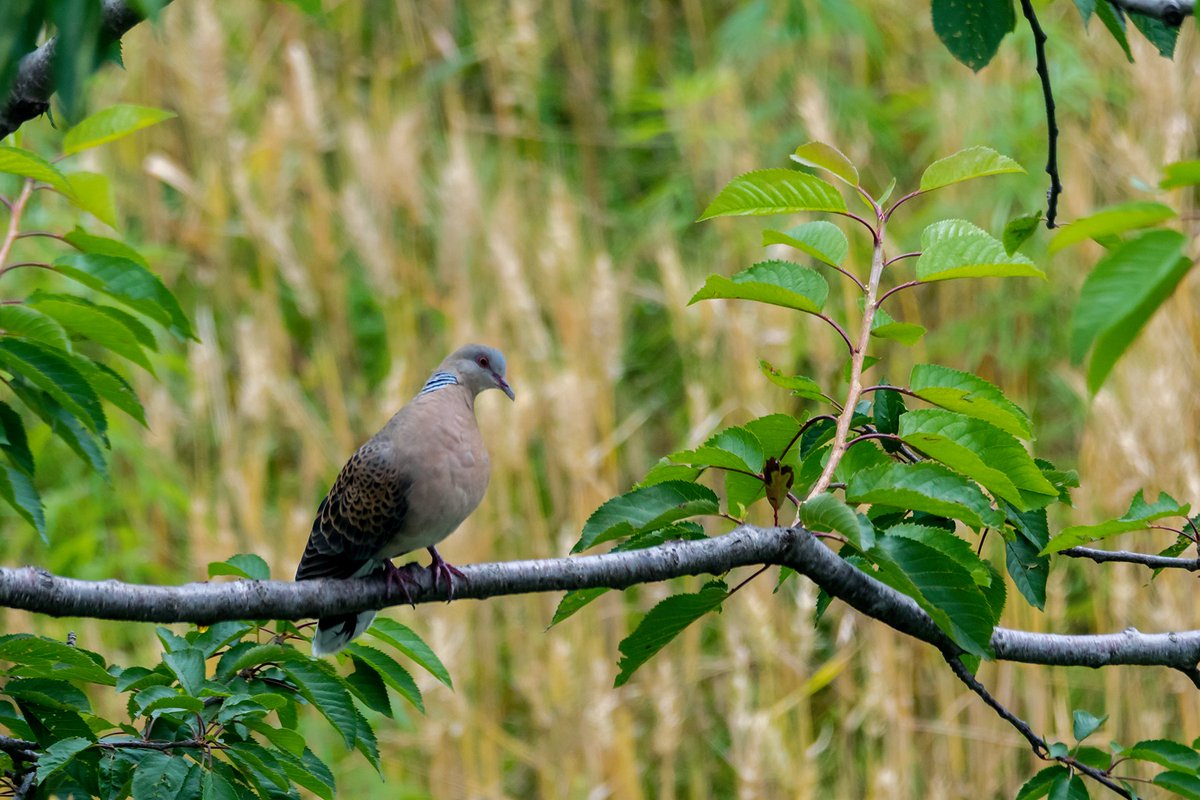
[495,374,515,400]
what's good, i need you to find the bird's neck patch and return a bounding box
[419,371,459,396]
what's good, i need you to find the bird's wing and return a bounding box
[295,437,412,581]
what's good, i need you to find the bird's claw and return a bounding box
[382,560,421,608]
[426,546,468,602]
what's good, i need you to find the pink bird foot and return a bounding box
[382,559,422,608]
[427,546,468,601]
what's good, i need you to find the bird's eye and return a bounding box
[477,355,490,368]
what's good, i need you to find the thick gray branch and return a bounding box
[0,0,172,140]
[2,525,1199,676]
[1061,546,1200,571]
[1110,0,1194,24]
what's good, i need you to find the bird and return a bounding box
[296,343,514,656]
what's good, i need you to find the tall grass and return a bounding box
[2,1,1198,796]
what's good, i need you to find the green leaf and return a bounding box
[870,306,926,345]
[274,747,334,799]
[1017,766,1070,800]
[51,253,195,341]
[1162,160,1200,189]
[34,736,92,783]
[790,142,859,187]
[1072,709,1107,742]
[899,409,1056,510]
[690,260,829,315]
[129,751,192,800]
[344,643,424,712]
[844,462,1003,532]
[887,523,993,588]
[162,649,205,697]
[573,481,719,552]
[1069,230,1191,393]
[1049,201,1176,252]
[1006,534,1048,610]
[698,169,846,221]
[919,146,1024,191]
[638,460,703,487]
[915,220,1043,282]
[365,617,452,689]
[1124,739,1200,774]
[0,464,44,540]
[64,171,117,227]
[0,146,75,196]
[1155,771,1200,799]
[762,220,849,268]
[278,659,357,748]
[614,581,728,687]
[0,306,71,351]
[910,363,1032,439]
[1049,773,1091,800]
[67,356,146,426]
[225,741,290,792]
[0,635,114,685]
[29,295,155,373]
[1041,490,1189,555]
[669,425,765,474]
[760,360,828,401]
[0,400,33,474]
[63,105,177,155]
[801,493,873,549]
[201,770,244,800]
[1003,211,1042,255]
[1095,0,1134,61]
[207,553,271,581]
[11,379,109,477]
[873,387,906,438]
[0,338,106,436]
[869,535,995,657]
[931,0,1017,71]
[63,229,150,268]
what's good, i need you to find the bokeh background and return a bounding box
[4,1,1200,797]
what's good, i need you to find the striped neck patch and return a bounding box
[419,371,459,395]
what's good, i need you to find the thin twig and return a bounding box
[0,182,34,269]
[876,280,921,306]
[1019,0,1062,228]
[779,414,839,462]
[834,210,878,238]
[827,263,867,293]
[883,190,922,222]
[883,252,920,268]
[815,312,855,354]
[1059,546,1200,571]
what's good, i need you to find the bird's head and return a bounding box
[442,344,515,400]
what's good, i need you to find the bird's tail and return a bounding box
[311,610,377,656]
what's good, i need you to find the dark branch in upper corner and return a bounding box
[1060,546,1200,571]
[1110,0,1195,24]
[0,0,174,140]
[1018,0,1062,229]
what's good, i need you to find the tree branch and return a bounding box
[1060,546,1200,571]
[3,526,1200,676]
[1019,0,1063,228]
[0,0,174,140]
[1110,0,1194,23]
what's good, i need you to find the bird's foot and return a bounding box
[426,546,468,601]
[382,560,421,608]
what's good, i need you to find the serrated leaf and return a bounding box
[365,617,452,688]
[344,656,393,719]
[790,142,859,186]
[1162,160,1200,189]
[870,320,926,345]
[869,535,996,656]
[1155,771,1200,799]
[669,425,765,474]
[0,338,106,436]
[0,305,71,351]
[899,409,1056,510]
[51,253,195,341]
[225,741,289,792]
[64,171,117,227]
[698,169,847,220]
[846,461,1003,531]
[34,735,91,783]
[801,493,872,549]
[1069,230,1190,393]
[0,146,75,196]
[201,770,243,800]
[0,400,33,474]
[637,460,703,487]
[207,553,271,581]
[29,295,155,373]
[11,380,109,476]
[916,220,1044,282]
[762,220,849,268]
[760,360,827,401]
[1049,773,1091,800]
[162,649,205,697]
[0,464,44,540]
[63,105,176,155]
[345,643,423,712]
[919,146,1024,191]
[1049,201,1176,252]
[276,748,334,800]
[873,387,906,442]
[1072,709,1107,742]
[910,363,1032,439]
[1124,739,1200,774]
[129,751,192,800]
[0,635,114,685]
[1003,211,1043,255]
[278,659,357,748]
[66,357,146,426]
[1095,0,1134,61]
[1041,490,1189,554]
[931,0,1017,72]
[1017,766,1070,800]
[614,581,728,687]
[887,523,992,587]
[689,260,829,314]
[1006,534,1048,610]
[573,481,719,552]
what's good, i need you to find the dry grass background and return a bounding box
[3,1,1200,797]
